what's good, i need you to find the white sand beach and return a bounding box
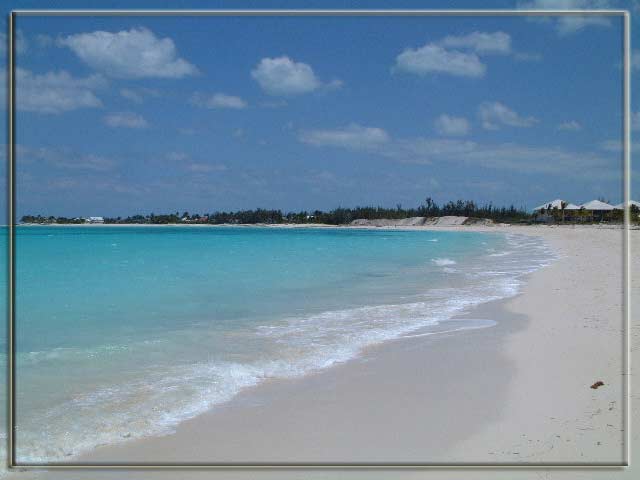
[11,225,637,480]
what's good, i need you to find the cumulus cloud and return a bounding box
[434,115,471,136]
[16,68,105,114]
[440,31,512,55]
[251,56,340,96]
[57,27,198,79]
[518,0,613,35]
[299,124,390,150]
[190,92,248,109]
[103,111,149,129]
[394,44,485,78]
[478,101,538,130]
[557,120,582,131]
[393,31,529,78]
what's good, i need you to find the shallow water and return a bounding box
[0,226,554,463]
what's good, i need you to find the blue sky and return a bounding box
[2,0,639,218]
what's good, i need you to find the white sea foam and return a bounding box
[432,258,456,266]
[488,250,513,257]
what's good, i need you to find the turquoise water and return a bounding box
[1,226,553,463]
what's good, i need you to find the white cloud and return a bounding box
[19,146,116,172]
[325,79,344,90]
[58,27,198,79]
[434,114,471,136]
[251,56,339,96]
[440,31,511,55]
[478,101,538,130]
[120,88,144,104]
[299,125,617,179]
[299,124,390,150]
[190,92,248,109]
[119,87,160,104]
[103,111,149,129]
[16,68,105,114]
[519,0,613,35]
[557,120,582,131]
[394,44,485,78]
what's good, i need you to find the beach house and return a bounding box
[86,216,104,224]
[580,200,615,221]
[533,199,568,222]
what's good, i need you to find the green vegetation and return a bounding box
[19,215,86,224]
[20,198,533,225]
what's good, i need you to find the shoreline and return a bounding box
[11,226,630,478]
[14,221,634,230]
[73,287,533,466]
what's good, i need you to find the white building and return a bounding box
[580,200,615,212]
[533,199,566,211]
[86,216,104,224]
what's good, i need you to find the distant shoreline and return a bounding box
[13,222,631,231]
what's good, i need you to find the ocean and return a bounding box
[0,226,554,463]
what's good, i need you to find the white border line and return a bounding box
[7,8,631,470]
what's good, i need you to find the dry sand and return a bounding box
[11,225,637,479]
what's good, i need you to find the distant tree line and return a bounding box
[20,198,534,225]
[19,215,85,224]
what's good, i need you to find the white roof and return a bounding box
[88,216,104,220]
[580,200,615,211]
[533,199,565,211]
[564,203,581,210]
[614,200,640,209]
